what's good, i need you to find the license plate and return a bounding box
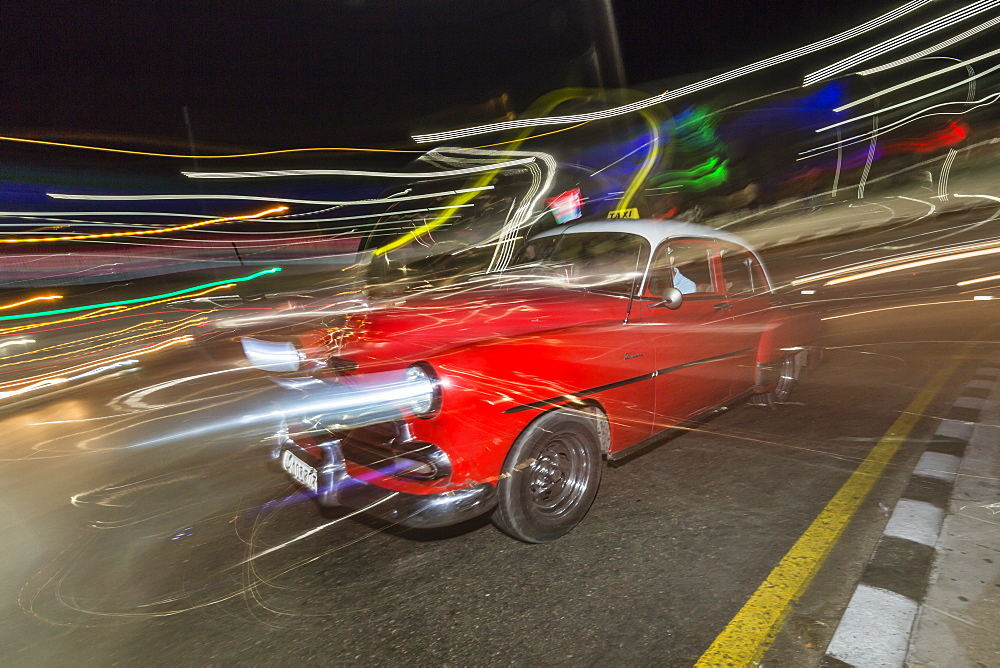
[282,450,318,492]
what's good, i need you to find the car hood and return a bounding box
[315,283,630,369]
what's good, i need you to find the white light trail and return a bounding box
[857,116,879,199]
[958,273,1000,286]
[836,46,1000,111]
[938,148,958,201]
[814,61,1000,133]
[799,91,1000,159]
[182,157,536,179]
[0,338,35,349]
[0,211,205,218]
[236,495,399,566]
[793,237,1000,286]
[284,204,474,223]
[410,0,933,143]
[826,245,1000,286]
[822,298,980,320]
[856,15,1000,75]
[47,187,494,206]
[804,0,1000,86]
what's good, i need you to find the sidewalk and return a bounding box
[819,362,1000,667]
[906,370,1000,666]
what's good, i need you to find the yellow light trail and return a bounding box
[0,316,207,370]
[0,320,160,363]
[0,121,592,159]
[0,207,287,244]
[0,336,194,398]
[0,295,63,310]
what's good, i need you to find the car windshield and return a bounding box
[510,231,650,296]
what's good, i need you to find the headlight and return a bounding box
[404,363,441,418]
[241,337,303,372]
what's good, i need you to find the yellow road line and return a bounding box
[695,350,969,667]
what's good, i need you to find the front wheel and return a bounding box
[492,409,604,543]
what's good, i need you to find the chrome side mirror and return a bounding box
[654,287,684,310]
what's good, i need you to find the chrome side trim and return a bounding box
[504,347,752,414]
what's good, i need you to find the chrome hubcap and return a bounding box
[774,355,798,402]
[528,435,588,517]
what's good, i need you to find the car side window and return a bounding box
[720,247,768,296]
[645,241,715,297]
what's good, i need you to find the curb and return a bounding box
[820,362,1000,668]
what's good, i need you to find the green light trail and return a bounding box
[0,267,282,323]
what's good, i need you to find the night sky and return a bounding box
[3,0,902,152]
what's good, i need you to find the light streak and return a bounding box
[618,110,662,211]
[831,127,843,197]
[0,316,206,369]
[729,138,1000,230]
[815,61,1000,133]
[372,148,554,259]
[857,15,1000,75]
[0,268,278,323]
[0,211,205,219]
[954,193,1000,205]
[47,187,493,207]
[236,494,399,566]
[799,91,1000,160]
[0,122,592,161]
[0,336,192,399]
[825,245,1000,286]
[0,338,35,349]
[279,204,473,223]
[411,0,932,143]
[181,157,536,179]
[804,0,1000,86]
[821,298,981,320]
[0,207,287,244]
[857,116,878,199]
[794,238,1000,286]
[0,135,425,157]
[0,285,230,336]
[958,273,1000,286]
[837,46,1000,111]
[0,321,162,361]
[0,295,62,310]
[938,148,958,201]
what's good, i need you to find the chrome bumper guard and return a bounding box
[279,438,497,529]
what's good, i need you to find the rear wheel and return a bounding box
[751,353,802,408]
[492,409,604,543]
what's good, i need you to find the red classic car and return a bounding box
[242,220,819,542]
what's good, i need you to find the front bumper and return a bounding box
[277,437,497,529]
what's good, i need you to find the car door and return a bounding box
[629,238,738,427]
[718,242,774,396]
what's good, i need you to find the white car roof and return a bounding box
[529,219,756,252]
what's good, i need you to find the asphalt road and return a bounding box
[1,211,997,666]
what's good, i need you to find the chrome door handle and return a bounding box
[713,302,733,311]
